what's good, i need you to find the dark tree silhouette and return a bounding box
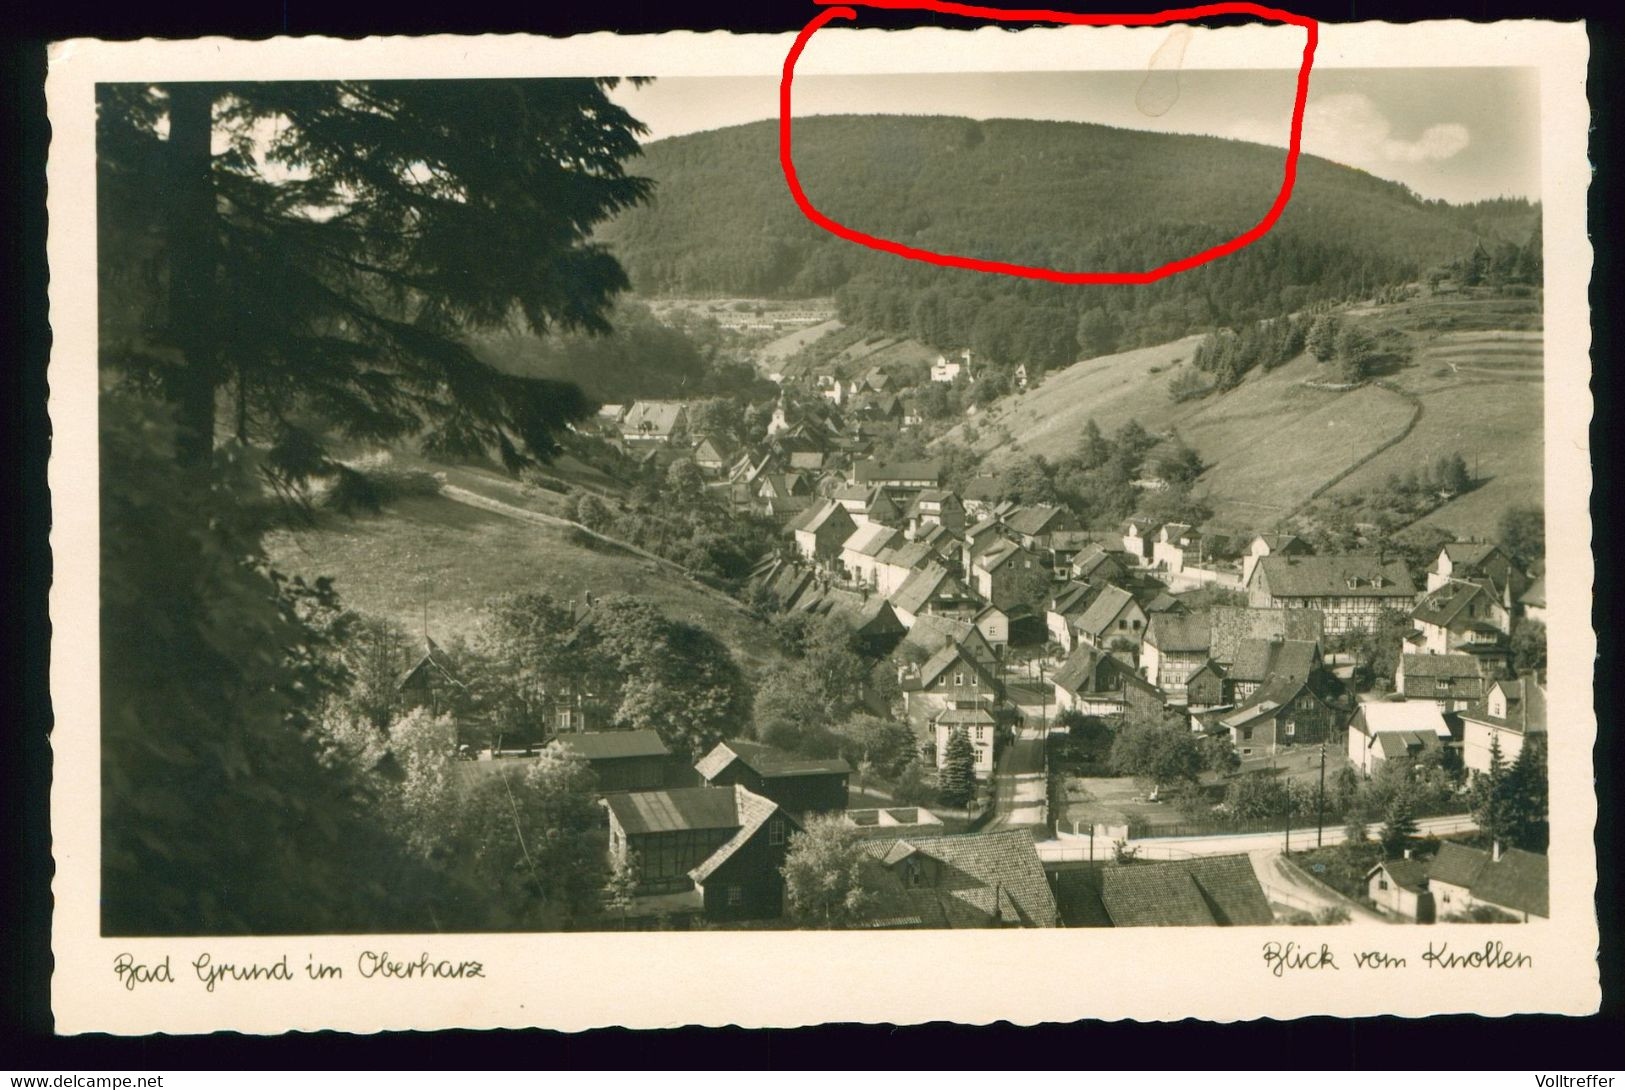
[98,79,654,471]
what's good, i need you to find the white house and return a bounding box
[1346,701,1451,777]
[930,350,974,384]
[1460,674,1546,776]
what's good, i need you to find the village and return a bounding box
[388,334,1550,933]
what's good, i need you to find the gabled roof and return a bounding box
[1219,675,1319,731]
[858,830,1058,928]
[693,434,735,459]
[1461,673,1547,735]
[695,739,851,782]
[1209,606,1326,666]
[1412,579,1494,628]
[1374,730,1438,759]
[1005,504,1070,536]
[1070,544,1125,580]
[1052,644,1160,700]
[1399,651,1483,679]
[1099,854,1273,927]
[791,499,853,536]
[975,539,1030,573]
[842,522,900,558]
[604,786,745,836]
[919,640,992,689]
[1075,584,1138,639]
[1146,611,1211,653]
[689,786,789,885]
[1351,700,1451,738]
[876,540,934,572]
[1253,555,1417,598]
[898,614,994,666]
[1467,847,1549,918]
[1436,541,1503,572]
[831,482,872,503]
[891,564,964,617]
[1228,637,1319,684]
[1429,842,1491,889]
[1049,581,1101,618]
[1252,532,1309,554]
[865,488,904,523]
[549,730,670,762]
[621,400,686,436]
[397,638,461,691]
[1370,858,1430,894]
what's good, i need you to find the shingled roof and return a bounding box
[1412,579,1495,627]
[1228,637,1320,684]
[688,786,788,885]
[604,786,746,836]
[841,522,899,558]
[1462,847,1549,919]
[549,730,670,762]
[1005,504,1070,537]
[890,564,963,618]
[1253,555,1416,598]
[1146,611,1212,653]
[1074,584,1137,640]
[1208,606,1326,666]
[1097,854,1273,927]
[1219,675,1319,732]
[1461,674,1548,735]
[857,829,1058,928]
[695,739,850,782]
[1428,841,1489,889]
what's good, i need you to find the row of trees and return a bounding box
[974,418,1209,533]
[570,469,781,587]
[1306,315,1412,383]
[1177,313,1311,399]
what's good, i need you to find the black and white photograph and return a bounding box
[45,19,1596,1031]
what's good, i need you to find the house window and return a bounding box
[975,727,985,741]
[1243,728,1253,741]
[1442,892,1452,904]
[768,819,785,846]
[727,886,743,907]
[1285,720,1296,737]
[1378,878,1390,891]
[954,672,965,686]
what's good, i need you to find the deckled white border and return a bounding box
[46,21,1595,1034]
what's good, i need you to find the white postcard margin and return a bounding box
[45,19,1597,1034]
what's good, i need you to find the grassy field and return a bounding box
[262,490,788,677]
[949,293,1542,538]
[939,335,1205,461]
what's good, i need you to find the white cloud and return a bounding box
[1301,92,1469,166]
[1222,91,1469,169]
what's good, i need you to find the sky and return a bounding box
[608,67,1540,204]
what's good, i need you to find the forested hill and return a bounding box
[600,115,1538,367]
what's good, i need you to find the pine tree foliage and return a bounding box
[98,79,654,471]
[599,116,1538,366]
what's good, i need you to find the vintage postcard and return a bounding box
[46,17,1595,1033]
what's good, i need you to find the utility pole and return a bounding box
[1284,776,1292,854]
[1317,741,1327,848]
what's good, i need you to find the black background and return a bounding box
[4,0,1620,1069]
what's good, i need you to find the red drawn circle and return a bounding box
[779,1,1319,284]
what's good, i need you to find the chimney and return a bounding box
[1492,839,1503,863]
[1402,848,1413,859]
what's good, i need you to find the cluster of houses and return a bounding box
[532,727,1275,930]
[738,447,1548,791]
